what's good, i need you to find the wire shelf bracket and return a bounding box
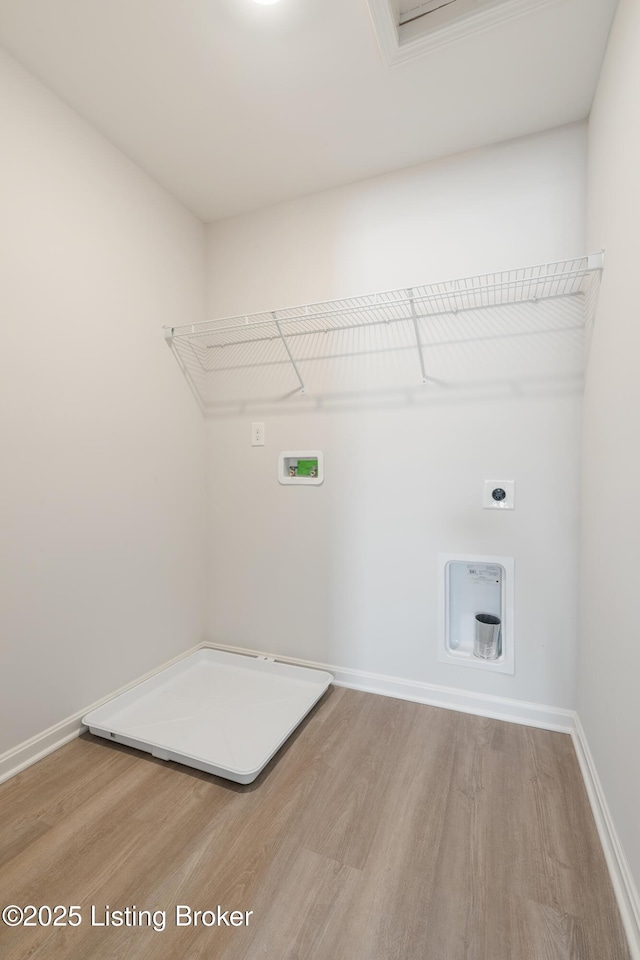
[274,313,306,395]
[409,288,428,384]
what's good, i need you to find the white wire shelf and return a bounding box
[164,253,603,406]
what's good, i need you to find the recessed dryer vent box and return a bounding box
[278,451,324,485]
[437,553,514,674]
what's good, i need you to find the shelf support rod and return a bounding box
[409,291,428,384]
[274,316,306,394]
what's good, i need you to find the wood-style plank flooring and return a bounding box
[0,687,630,959]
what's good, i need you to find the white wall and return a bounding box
[581,0,640,905]
[205,124,587,708]
[0,50,207,756]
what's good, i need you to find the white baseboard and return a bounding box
[572,716,640,960]
[0,641,575,789]
[201,641,575,733]
[0,717,85,788]
[0,644,202,787]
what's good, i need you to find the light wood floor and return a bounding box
[0,687,630,960]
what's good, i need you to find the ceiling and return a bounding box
[0,0,617,222]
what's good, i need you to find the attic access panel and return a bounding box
[83,649,333,784]
[368,0,560,64]
[398,0,512,32]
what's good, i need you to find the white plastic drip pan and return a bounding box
[83,649,333,784]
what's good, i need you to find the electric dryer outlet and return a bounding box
[483,480,515,509]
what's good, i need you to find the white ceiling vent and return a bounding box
[367,0,560,66]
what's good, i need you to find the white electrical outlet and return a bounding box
[251,422,265,446]
[483,480,515,510]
